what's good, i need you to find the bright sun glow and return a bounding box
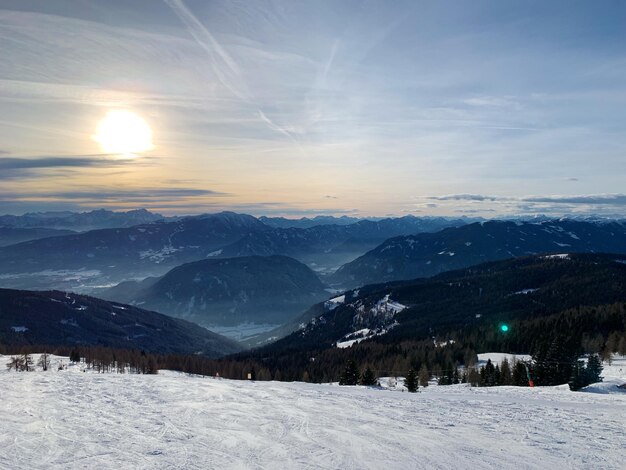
[94,110,153,155]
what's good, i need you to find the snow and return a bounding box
[543,254,570,259]
[477,353,532,366]
[10,326,28,333]
[324,294,346,310]
[0,354,624,469]
[139,245,180,263]
[336,324,399,348]
[513,288,538,295]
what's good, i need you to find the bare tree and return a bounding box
[21,354,34,372]
[6,356,24,372]
[37,353,51,371]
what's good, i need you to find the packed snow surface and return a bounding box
[0,355,625,469]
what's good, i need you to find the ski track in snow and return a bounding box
[0,362,625,469]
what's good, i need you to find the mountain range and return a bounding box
[0,212,468,291]
[331,219,626,288]
[0,208,165,232]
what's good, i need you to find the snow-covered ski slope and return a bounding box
[0,356,624,469]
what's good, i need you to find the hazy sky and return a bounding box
[1,0,625,217]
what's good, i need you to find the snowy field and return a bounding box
[0,355,625,470]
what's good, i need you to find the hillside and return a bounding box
[264,254,626,353]
[331,219,626,287]
[0,226,75,247]
[102,255,328,328]
[0,289,241,357]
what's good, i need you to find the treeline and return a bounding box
[1,302,623,390]
[2,345,158,374]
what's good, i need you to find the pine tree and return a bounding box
[500,358,512,385]
[585,354,603,384]
[69,348,81,363]
[512,361,529,386]
[360,367,378,386]
[404,368,418,393]
[483,359,496,387]
[532,334,578,386]
[339,360,360,385]
[568,360,587,391]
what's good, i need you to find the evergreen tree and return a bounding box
[404,368,418,393]
[568,360,587,391]
[500,358,512,385]
[532,334,579,386]
[360,367,378,386]
[585,354,603,384]
[512,361,529,386]
[483,359,496,387]
[69,348,81,363]
[339,360,360,385]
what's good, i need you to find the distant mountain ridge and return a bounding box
[0,208,165,231]
[331,219,626,288]
[0,227,75,247]
[0,212,469,291]
[259,215,363,228]
[0,212,268,290]
[219,216,471,274]
[102,255,328,328]
[0,289,242,357]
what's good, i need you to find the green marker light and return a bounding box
[500,324,509,332]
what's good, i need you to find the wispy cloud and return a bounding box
[1,187,226,202]
[428,194,500,202]
[0,155,156,180]
[0,155,123,170]
[163,0,249,101]
[523,194,626,206]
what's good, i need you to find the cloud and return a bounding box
[427,194,501,202]
[0,188,227,205]
[0,155,153,180]
[522,194,626,206]
[0,155,124,170]
[163,0,249,101]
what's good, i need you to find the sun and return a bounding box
[94,110,154,155]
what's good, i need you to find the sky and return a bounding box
[0,0,625,218]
